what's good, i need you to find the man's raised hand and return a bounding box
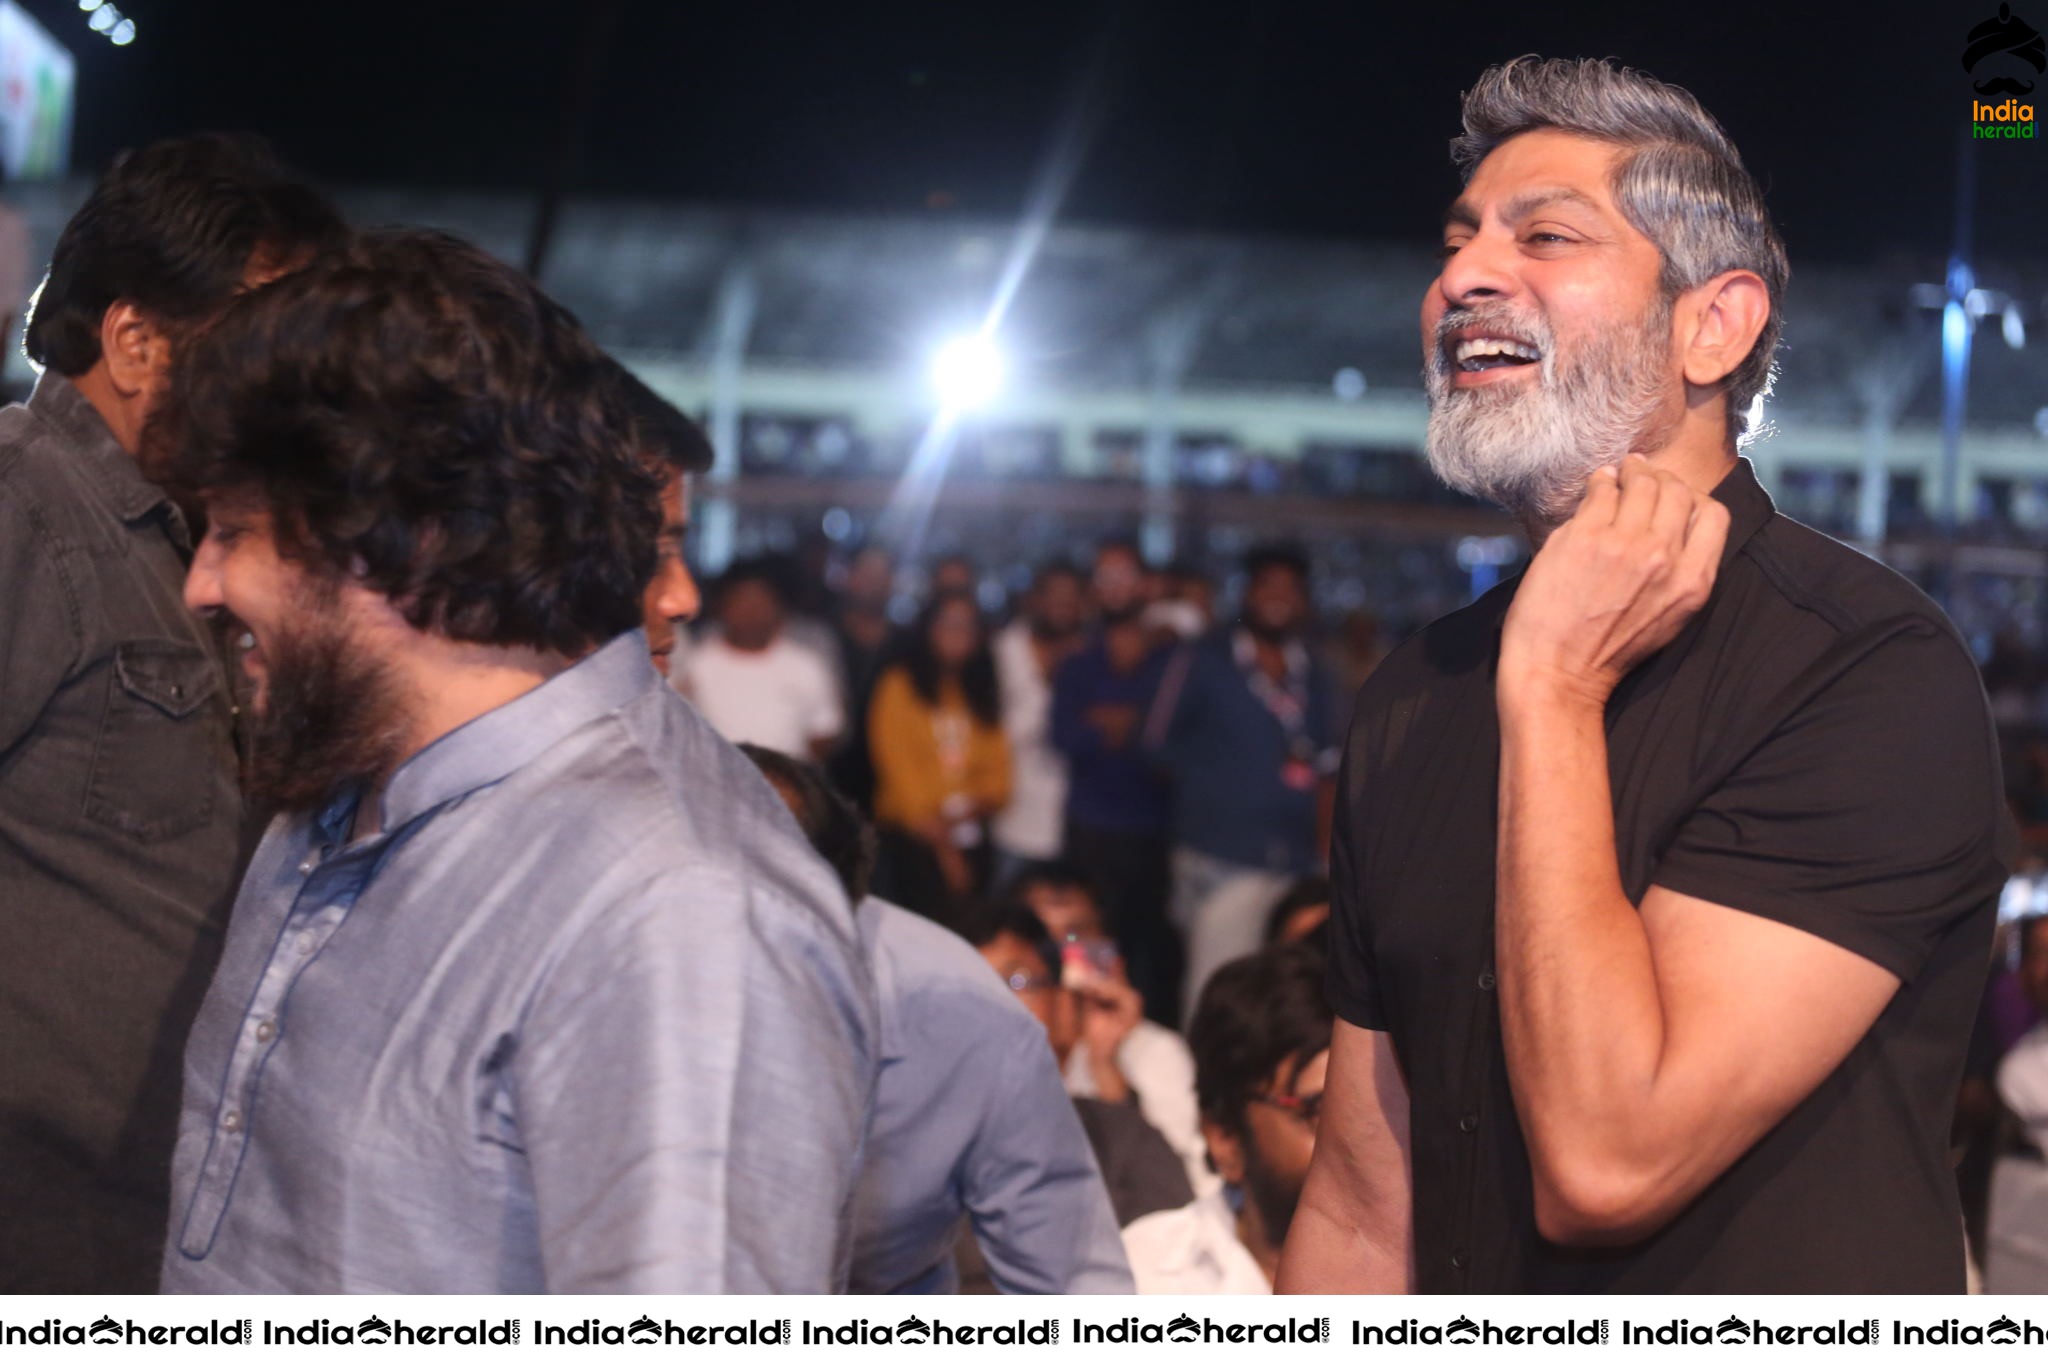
[1500,455,1729,711]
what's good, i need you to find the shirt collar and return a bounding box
[378,630,659,831]
[1495,457,1776,627]
[28,370,174,527]
[1710,456,1776,570]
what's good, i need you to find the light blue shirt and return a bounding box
[851,898,1132,1293]
[162,633,877,1293]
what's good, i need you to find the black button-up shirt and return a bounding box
[0,373,242,1291]
[1329,459,2010,1293]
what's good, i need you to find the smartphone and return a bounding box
[1060,935,1121,990]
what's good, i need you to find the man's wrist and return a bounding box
[1497,656,1613,719]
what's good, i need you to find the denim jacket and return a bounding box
[0,371,241,1291]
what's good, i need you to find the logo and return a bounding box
[1966,5,2042,136]
[1715,1315,1752,1345]
[627,1317,662,1345]
[355,1316,392,1345]
[1989,1316,2023,1345]
[1355,1318,1603,1348]
[801,1317,1050,1347]
[88,1318,122,1346]
[1086,1315,1325,1347]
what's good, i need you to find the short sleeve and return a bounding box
[1653,623,2010,984]
[1325,713,1387,1030]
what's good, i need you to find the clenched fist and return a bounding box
[1500,455,1730,711]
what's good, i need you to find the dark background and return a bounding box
[16,0,2046,267]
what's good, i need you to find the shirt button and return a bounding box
[296,931,318,955]
[1450,1248,1469,1270]
[1477,968,1496,991]
[1459,1113,1479,1133]
[221,1109,243,1134]
[254,1019,277,1043]
[297,858,317,876]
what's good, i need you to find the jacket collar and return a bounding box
[29,370,175,528]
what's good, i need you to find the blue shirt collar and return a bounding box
[371,630,659,832]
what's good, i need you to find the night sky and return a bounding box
[16,0,2048,271]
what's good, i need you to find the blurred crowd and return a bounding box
[681,528,2048,1294]
[668,537,1356,1023]
[663,533,1354,1290]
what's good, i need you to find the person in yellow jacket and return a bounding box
[869,589,1012,923]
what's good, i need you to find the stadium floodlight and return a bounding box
[110,16,134,43]
[930,333,1004,411]
[87,4,115,30]
[78,0,104,10]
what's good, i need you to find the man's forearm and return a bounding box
[1274,1193,1411,1293]
[1276,1023,1414,1292]
[1495,675,1670,1234]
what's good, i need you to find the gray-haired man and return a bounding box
[1280,58,2008,1293]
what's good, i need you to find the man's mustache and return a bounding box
[1975,76,2037,96]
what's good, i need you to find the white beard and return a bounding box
[1423,299,1676,527]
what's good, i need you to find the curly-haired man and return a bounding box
[154,229,876,1293]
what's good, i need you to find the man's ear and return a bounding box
[1676,269,1770,391]
[98,300,168,398]
[1201,1117,1245,1187]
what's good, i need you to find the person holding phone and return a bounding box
[1007,861,1211,1197]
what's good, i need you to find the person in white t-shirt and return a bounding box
[679,559,843,761]
[992,561,1086,869]
[1123,944,1330,1294]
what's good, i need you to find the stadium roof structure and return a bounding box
[345,191,2048,433]
[2,181,2042,432]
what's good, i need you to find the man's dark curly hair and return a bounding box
[159,227,659,656]
[27,132,345,376]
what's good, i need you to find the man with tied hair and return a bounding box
[1281,58,2009,1293]
[156,229,876,1293]
[0,134,344,1293]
